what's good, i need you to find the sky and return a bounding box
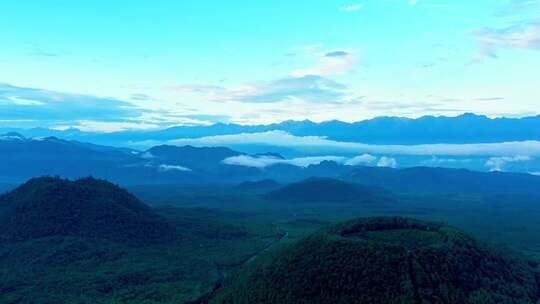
[0,0,539,131]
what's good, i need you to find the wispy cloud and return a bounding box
[0,83,140,127]
[29,49,59,58]
[168,84,225,96]
[158,164,192,172]
[345,154,376,166]
[235,75,351,104]
[475,97,505,101]
[170,75,356,104]
[0,83,218,131]
[291,49,358,77]
[485,155,531,171]
[325,51,351,57]
[340,3,363,12]
[472,20,540,61]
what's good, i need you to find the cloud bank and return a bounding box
[222,155,347,169]
[170,130,540,157]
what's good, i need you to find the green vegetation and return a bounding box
[1,177,540,303]
[0,176,174,245]
[212,217,540,304]
[0,177,281,303]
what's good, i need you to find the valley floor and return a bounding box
[2,185,539,303]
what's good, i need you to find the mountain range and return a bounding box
[2,132,540,195]
[2,113,540,147]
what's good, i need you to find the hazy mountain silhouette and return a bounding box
[4,113,540,145]
[345,166,540,194]
[2,134,540,194]
[237,179,281,191]
[266,177,378,203]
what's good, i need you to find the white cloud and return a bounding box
[341,3,364,12]
[158,164,192,172]
[169,75,353,104]
[7,97,45,106]
[345,154,377,166]
[291,50,358,77]
[234,75,350,104]
[0,83,142,128]
[472,21,540,61]
[529,171,540,176]
[485,155,531,171]
[377,156,397,168]
[222,155,346,169]
[169,130,540,157]
[222,154,398,169]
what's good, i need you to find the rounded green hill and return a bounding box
[212,217,540,304]
[266,178,376,203]
[0,176,175,245]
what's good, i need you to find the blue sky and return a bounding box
[0,0,539,131]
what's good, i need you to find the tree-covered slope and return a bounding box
[212,217,540,304]
[0,176,175,245]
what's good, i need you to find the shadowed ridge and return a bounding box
[266,177,376,203]
[237,179,281,191]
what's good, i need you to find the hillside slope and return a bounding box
[0,176,175,244]
[213,217,540,304]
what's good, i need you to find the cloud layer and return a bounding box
[222,153,397,169]
[222,155,346,168]
[170,130,540,157]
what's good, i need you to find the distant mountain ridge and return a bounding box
[2,113,540,146]
[344,166,540,194]
[0,134,258,184]
[1,132,540,195]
